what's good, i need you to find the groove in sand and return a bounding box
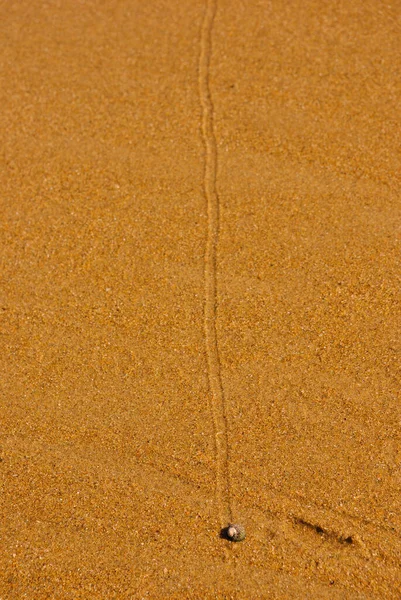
[199,0,232,528]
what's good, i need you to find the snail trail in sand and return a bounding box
[199,0,244,543]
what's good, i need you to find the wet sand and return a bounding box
[1,0,401,598]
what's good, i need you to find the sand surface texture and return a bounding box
[1,0,401,598]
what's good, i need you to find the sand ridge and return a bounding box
[199,0,233,532]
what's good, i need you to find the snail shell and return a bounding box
[227,523,245,542]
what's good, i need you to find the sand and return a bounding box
[1,0,400,598]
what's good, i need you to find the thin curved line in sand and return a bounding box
[199,0,232,529]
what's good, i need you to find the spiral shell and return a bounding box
[227,523,246,542]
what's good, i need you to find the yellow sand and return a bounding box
[1,1,400,598]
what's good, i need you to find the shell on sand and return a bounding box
[227,523,246,542]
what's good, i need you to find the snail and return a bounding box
[226,523,246,542]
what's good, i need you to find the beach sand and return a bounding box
[1,0,400,598]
